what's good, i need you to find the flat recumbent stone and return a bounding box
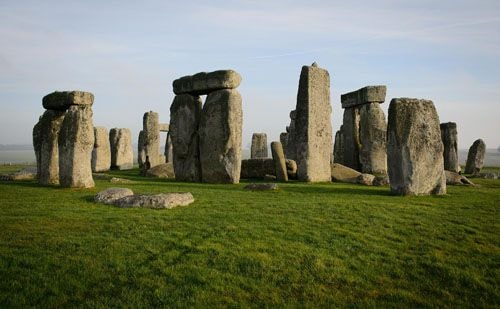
[42,91,94,111]
[172,70,242,95]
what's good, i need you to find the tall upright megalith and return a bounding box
[91,126,111,172]
[387,98,446,195]
[32,118,42,179]
[199,89,243,183]
[271,141,288,181]
[169,94,202,182]
[333,126,344,164]
[285,110,297,160]
[37,109,66,185]
[440,122,460,173]
[251,133,268,159]
[293,63,332,182]
[109,128,133,170]
[464,139,486,174]
[143,111,161,168]
[339,86,387,174]
[164,131,173,163]
[137,130,146,168]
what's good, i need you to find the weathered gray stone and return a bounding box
[333,127,344,165]
[440,122,460,173]
[271,141,288,182]
[137,130,146,168]
[145,163,175,179]
[0,167,38,181]
[293,64,332,182]
[94,187,134,204]
[341,107,361,171]
[445,170,474,185]
[280,132,288,157]
[110,177,134,184]
[173,70,242,95]
[91,126,111,172]
[251,133,268,159]
[199,89,242,184]
[241,158,275,179]
[164,131,173,163]
[112,193,194,209]
[109,128,134,170]
[387,98,446,195]
[58,105,95,188]
[340,85,386,109]
[358,103,387,174]
[244,183,279,191]
[373,175,390,186]
[170,94,202,182]
[286,159,298,179]
[33,118,42,179]
[143,111,162,168]
[356,173,375,186]
[464,139,486,174]
[285,110,297,161]
[331,163,361,183]
[38,110,66,185]
[42,91,94,111]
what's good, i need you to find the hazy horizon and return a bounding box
[1,1,499,148]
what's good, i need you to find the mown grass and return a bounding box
[0,166,499,307]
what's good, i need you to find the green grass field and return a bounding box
[0,165,499,307]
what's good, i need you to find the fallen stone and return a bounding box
[340,85,386,109]
[58,105,95,188]
[264,174,277,181]
[373,175,390,186]
[173,70,242,95]
[94,187,134,204]
[445,170,474,185]
[91,126,111,172]
[331,163,361,183]
[387,98,446,195]
[293,63,332,182]
[110,177,134,184]
[0,167,38,181]
[112,193,194,209]
[42,91,94,111]
[244,183,279,191]
[440,122,460,173]
[109,128,134,170]
[145,163,175,179]
[170,94,202,182]
[92,173,113,180]
[464,139,486,174]
[356,173,375,186]
[199,89,242,184]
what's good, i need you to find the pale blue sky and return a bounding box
[1,0,499,149]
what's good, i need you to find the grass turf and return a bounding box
[0,166,499,307]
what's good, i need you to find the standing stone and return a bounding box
[38,110,66,185]
[199,89,242,183]
[464,139,486,174]
[109,128,133,170]
[33,118,42,179]
[143,111,161,168]
[333,127,344,164]
[169,94,202,182]
[341,107,361,171]
[58,105,95,188]
[137,130,146,168]
[386,98,446,195]
[164,131,173,163]
[358,103,387,174]
[251,133,268,159]
[280,132,288,157]
[285,110,297,161]
[293,63,333,182]
[91,126,111,172]
[271,141,288,181]
[440,122,460,173]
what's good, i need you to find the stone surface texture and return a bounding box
[199,89,242,183]
[445,170,474,186]
[331,163,361,183]
[137,130,146,168]
[169,94,203,182]
[251,133,268,159]
[358,103,387,174]
[244,183,279,191]
[38,110,66,185]
[109,128,134,170]
[285,110,297,160]
[293,64,333,182]
[173,70,242,95]
[333,127,344,164]
[164,132,173,163]
[145,163,175,179]
[356,173,375,186]
[143,111,162,167]
[112,193,194,209]
[91,126,111,172]
[464,139,486,174]
[94,187,134,204]
[440,122,460,173]
[271,141,288,181]
[340,85,386,108]
[42,91,94,111]
[341,107,361,171]
[279,132,288,157]
[387,98,446,195]
[33,118,42,178]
